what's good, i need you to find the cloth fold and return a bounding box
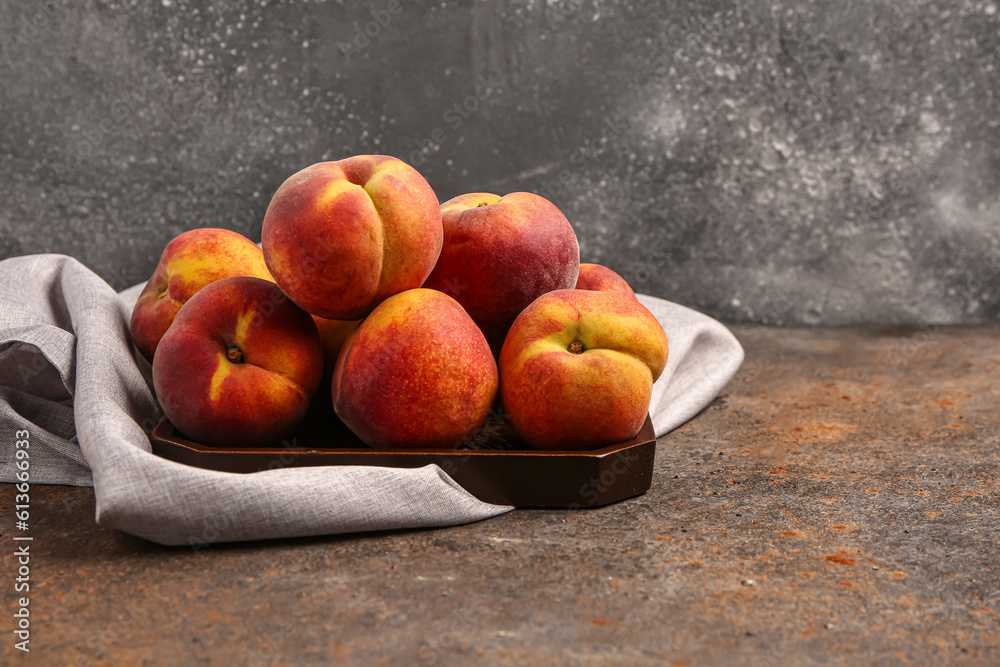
[0,254,743,546]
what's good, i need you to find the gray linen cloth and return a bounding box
[0,254,743,545]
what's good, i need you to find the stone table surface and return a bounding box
[3,325,999,666]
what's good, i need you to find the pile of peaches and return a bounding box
[130,155,668,451]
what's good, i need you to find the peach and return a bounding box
[261,155,443,320]
[312,315,361,389]
[152,276,323,448]
[576,263,635,299]
[499,289,668,450]
[332,288,498,449]
[422,192,579,354]
[130,228,273,362]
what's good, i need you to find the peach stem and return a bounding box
[226,345,244,363]
[568,341,584,354]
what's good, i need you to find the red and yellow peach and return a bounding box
[422,192,580,353]
[332,288,498,449]
[130,228,273,362]
[261,155,443,320]
[499,289,668,450]
[152,276,323,448]
[575,263,635,299]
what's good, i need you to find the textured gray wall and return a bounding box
[1,0,998,324]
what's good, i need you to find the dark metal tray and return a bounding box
[149,408,656,508]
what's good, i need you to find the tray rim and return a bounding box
[150,415,658,462]
[148,416,658,507]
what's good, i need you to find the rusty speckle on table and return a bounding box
[3,324,999,664]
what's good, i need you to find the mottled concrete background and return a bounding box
[1,0,998,324]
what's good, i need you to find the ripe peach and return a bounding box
[130,228,273,362]
[261,155,443,320]
[312,315,361,388]
[152,277,323,448]
[332,288,498,449]
[499,289,668,450]
[422,192,579,354]
[576,263,635,299]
